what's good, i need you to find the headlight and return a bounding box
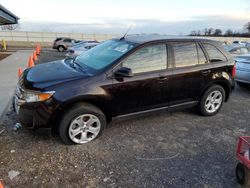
[24,91,54,103]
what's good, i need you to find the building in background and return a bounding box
[0,4,19,25]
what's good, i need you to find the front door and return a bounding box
[110,43,169,116]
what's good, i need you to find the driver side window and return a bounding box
[122,44,167,74]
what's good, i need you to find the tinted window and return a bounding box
[63,39,72,42]
[203,44,227,62]
[173,43,198,67]
[123,44,167,74]
[197,44,207,64]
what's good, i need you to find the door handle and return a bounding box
[202,70,211,75]
[157,76,168,81]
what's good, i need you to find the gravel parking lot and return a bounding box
[0,49,249,187]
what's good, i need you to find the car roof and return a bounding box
[75,42,99,47]
[56,37,74,40]
[116,34,216,44]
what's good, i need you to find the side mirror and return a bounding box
[114,67,133,78]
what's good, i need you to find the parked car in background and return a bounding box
[224,45,250,87]
[72,40,99,46]
[232,41,248,46]
[66,42,99,59]
[224,46,250,56]
[53,37,82,52]
[235,55,250,87]
[14,35,235,145]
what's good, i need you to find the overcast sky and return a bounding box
[2,0,250,34]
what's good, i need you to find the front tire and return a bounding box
[197,85,225,116]
[58,103,106,145]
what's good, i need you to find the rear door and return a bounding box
[63,38,73,48]
[167,42,208,108]
[202,42,231,84]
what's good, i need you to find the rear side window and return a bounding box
[63,39,72,42]
[173,42,198,67]
[123,44,167,74]
[197,44,207,64]
[203,43,227,62]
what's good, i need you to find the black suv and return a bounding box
[14,35,235,144]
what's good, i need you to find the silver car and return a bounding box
[53,37,80,52]
[224,46,250,56]
[232,41,248,47]
[66,42,99,58]
[235,55,250,86]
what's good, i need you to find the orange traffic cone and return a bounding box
[0,181,4,188]
[33,51,38,61]
[28,55,35,68]
[36,45,40,55]
[18,68,23,77]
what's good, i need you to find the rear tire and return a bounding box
[197,85,225,116]
[57,46,65,52]
[58,103,106,145]
[236,163,245,185]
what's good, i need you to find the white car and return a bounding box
[232,41,249,47]
[66,42,99,58]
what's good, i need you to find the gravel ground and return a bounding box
[0,49,250,187]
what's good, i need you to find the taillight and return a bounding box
[232,63,236,78]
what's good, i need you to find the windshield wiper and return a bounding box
[72,58,86,73]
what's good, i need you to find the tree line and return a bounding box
[189,22,250,37]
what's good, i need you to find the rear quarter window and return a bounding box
[203,43,227,62]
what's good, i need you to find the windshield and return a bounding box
[223,45,233,52]
[75,43,97,49]
[75,40,137,74]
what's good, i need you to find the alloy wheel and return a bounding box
[205,90,223,113]
[68,114,101,144]
[58,46,64,52]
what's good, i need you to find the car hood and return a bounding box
[24,59,89,90]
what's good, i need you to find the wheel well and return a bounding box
[50,99,112,132]
[201,81,230,102]
[214,81,230,102]
[57,45,65,49]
